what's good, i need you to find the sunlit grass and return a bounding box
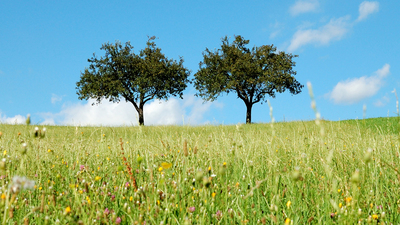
[0,117,399,224]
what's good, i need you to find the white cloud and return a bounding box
[287,16,350,51]
[289,0,319,16]
[41,95,220,126]
[374,96,390,107]
[328,64,390,104]
[51,94,63,104]
[357,1,379,22]
[0,113,26,124]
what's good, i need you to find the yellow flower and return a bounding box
[158,167,163,172]
[86,196,91,205]
[372,214,378,220]
[286,200,292,209]
[1,193,5,199]
[338,189,341,193]
[65,206,71,213]
[3,150,6,156]
[345,197,352,203]
[95,176,101,181]
[212,192,216,198]
[339,203,343,208]
[47,149,51,152]
[370,203,373,208]
[161,162,172,170]
[285,218,290,224]
[129,196,133,201]
[208,166,211,171]
[223,162,227,167]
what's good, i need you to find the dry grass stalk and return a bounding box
[183,139,188,157]
[193,146,198,154]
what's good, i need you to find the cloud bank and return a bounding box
[0,113,26,124]
[328,64,390,104]
[41,95,220,126]
[289,0,320,16]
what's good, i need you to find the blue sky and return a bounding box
[1,0,399,126]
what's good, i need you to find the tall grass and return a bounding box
[0,116,399,224]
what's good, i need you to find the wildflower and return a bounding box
[80,165,85,171]
[285,218,290,224]
[10,176,35,194]
[188,207,195,213]
[372,214,378,220]
[345,197,352,203]
[1,193,5,199]
[95,176,101,181]
[104,208,110,215]
[212,192,216,198]
[158,167,163,172]
[161,162,172,170]
[223,162,227,167]
[65,206,71,214]
[339,203,343,208]
[286,200,292,209]
[115,217,122,224]
[215,210,222,220]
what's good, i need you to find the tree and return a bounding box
[194,35,303,124]
[76,37,190,126]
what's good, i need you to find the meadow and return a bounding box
[0,116,399,224]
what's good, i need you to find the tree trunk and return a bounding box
[245,103,252,124]
[138,108,144,126]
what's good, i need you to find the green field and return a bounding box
[0,117,399,224]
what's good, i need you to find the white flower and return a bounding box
[9,176,35,193]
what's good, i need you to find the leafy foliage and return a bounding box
[194,35,303,123]
[76,37,190,125]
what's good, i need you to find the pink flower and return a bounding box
[216,210,222,220]
[80,165,85,171]
[188,206,195,213]
[104,208,110,215]
[125,182,130,188]
[115,217,122,224]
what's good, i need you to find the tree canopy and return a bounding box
[76,37,190,125]
[194,35,303,124]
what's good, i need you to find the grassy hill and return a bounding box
[0,117,398,224]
